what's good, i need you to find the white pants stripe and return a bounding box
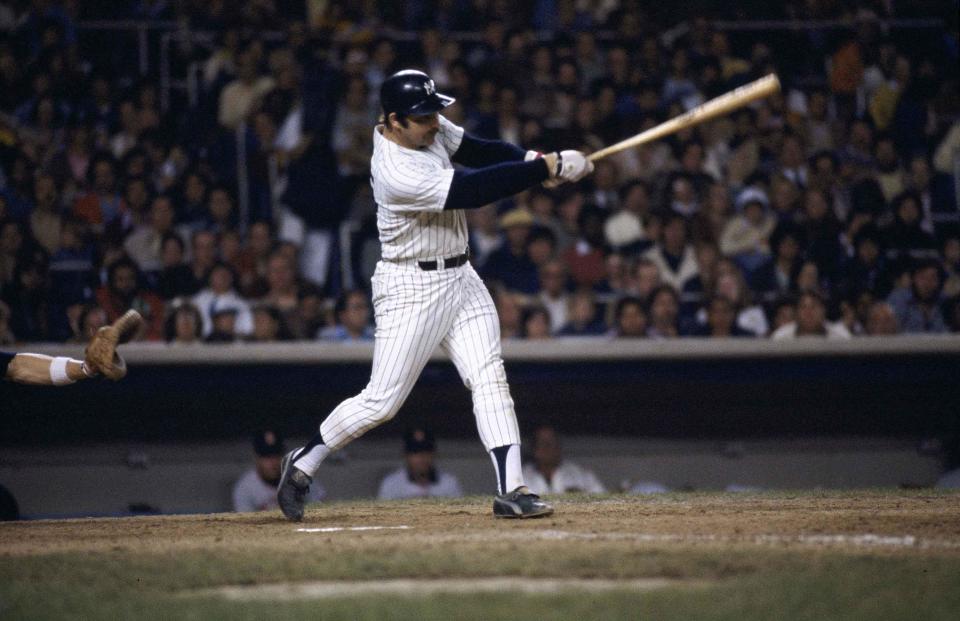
[319,261,520,452]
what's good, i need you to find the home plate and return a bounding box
[296,525,412,533]
[206,577,702,600]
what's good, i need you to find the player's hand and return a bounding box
[557,150,594,182]
[543,150,594,187]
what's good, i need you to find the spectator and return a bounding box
[536,259,570,334]
[646,284,681,338]
[691,295,755,337]
[94,258,165,341]
[720,186,776,277]
[643,212,698,292]
[884,191,939,261]
[318,289,373,342]
[164,301,203,344]
[218,46,275,130]
[611,296,648,338]
[483,207,538,294]
[377,427,463,500]
[561,206,608,290]
[887,259,948,333]
[864,301,900,336]
[157,233,193,300]
[557,289,606,337]
[233,430,324,512]
[604,179,652,252]
[123,195,177,274]
[69,304,108,344]
[72,152,124,233]
[182,230,218,297]
[771,290,852,339]
[466,204,503,270]
[192,262,253,338]
[521,306,553,340]
[522,425,605,495]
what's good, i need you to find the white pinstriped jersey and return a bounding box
[370,115,468,262]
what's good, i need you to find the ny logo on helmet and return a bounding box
[424,79,436,96]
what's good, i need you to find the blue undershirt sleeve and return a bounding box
[451,132,529,167]
[443,160,549,210]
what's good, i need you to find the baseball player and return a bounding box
[1,310,142,385]
[278,69,593,520]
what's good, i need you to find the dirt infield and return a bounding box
[4,490,959,557]
[2,490,960,620]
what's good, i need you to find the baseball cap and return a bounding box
[253,430,286,457]
[403,427,436,454]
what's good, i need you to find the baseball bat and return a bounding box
[587,73,781,162]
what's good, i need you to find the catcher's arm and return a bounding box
[5,353,95,385]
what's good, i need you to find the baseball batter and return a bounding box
[278,69,593,520]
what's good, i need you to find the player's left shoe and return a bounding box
[277,450,312,522]
[493,486,554,519]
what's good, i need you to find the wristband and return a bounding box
[50,357,77,385]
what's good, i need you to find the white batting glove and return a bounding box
[557,150,594,182]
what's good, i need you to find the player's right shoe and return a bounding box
[493,486,554,519]
[277,450,312,522]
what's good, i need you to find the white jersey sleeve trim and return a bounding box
[438,114,464,156]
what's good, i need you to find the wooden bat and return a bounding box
[587,73,781,162]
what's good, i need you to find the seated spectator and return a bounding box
[643,212,698,292]
[233,430,324,512]
[611,296,648,338]
[182,230,219,297]
[557,289,606,336]
[164,301,204,344]
[123,194,177,274]
[482,207,538,294]
[561,206,608,290]
[94,258,164,340]
[157,233,194,299]
[236,221,274,298]
[941,235,960,299]
[627,257,662,303]
[248,305,293,342]
[291,285,325,340]
[604,179,653,253]
[69,303,108,344]
[494,287,522,340]
[691,295,755,337]
[720,186,776,277]
[536,259,570,333]
[522,425,605,495]
[771,290,852,339]
[710,259,768,336]
[467,204,503,270]
[72,152,125,234]
[262,250,300,316]
[768,297,796,335]
[864,301,900,336]
[206,307,240,343]
[521,306,553,339]
[646,284,682,338]
[886,259,948,333]
[751,221,804,303]
[193,260,253,337]
[377,427,463,500]
[318,289,373,342]
[884,191,938,262]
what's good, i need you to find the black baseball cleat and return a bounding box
[277,450,312,522]
[493,486,554,519]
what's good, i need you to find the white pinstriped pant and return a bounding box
[319,260,521,451]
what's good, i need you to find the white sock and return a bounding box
[489,444,524,495]
[291,437,330,477]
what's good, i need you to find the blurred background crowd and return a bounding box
[1,0,958,346]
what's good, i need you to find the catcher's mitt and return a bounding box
[84,309,144,381]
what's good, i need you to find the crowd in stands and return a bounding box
[1,0,959,346]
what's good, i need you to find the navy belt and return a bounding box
[418,252,469,271]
